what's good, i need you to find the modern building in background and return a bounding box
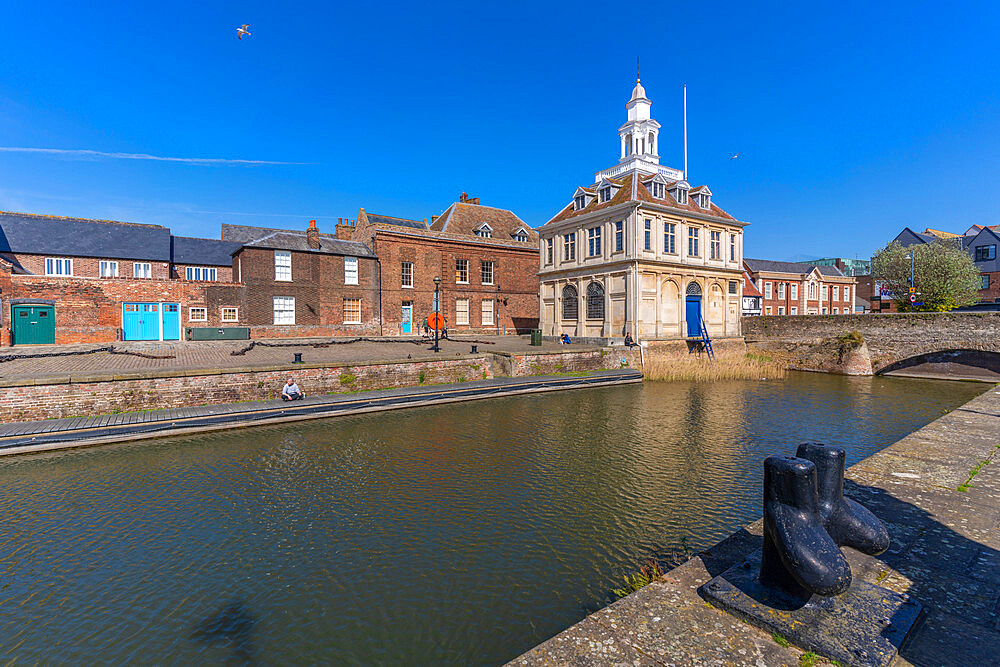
[744,259,856,316]
[811,257,870,277]
[537,79,745,341]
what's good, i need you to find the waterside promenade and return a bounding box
[510,385,1000,666]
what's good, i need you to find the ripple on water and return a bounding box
[0,373,983,664]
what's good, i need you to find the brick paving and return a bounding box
[510,387,1000,666]
[0,335,588,384]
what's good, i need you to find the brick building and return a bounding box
[744,258,856,316]
[344,196,539,335]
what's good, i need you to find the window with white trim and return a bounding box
[766,306,773,315]
[481,261,494,285]
[221,307,239,322]
[545,238,553,265]
[791,284,799,300]
[185,266,217,281]
[574,195,587,211]
[563,233,576,261]
[764,282,773,299]
[513,229,528,242]
[778,283,785,299]
[664,222,676,253]
[710,231,721,260]
[343,297,361,324]
[133,262,151,279]
[778,307,785,315]
[730,234,737,262]
[644,219,652,251]
[456,298,470,325]
[587,227,602,257]
[599,186,613,202]
[45,258,72,276]
[455,258,469,283]
[273,296,295,325]
[687,227,700,256]
[475,225,492,238]
[791,307,798,315]
[481,299,494,326]
[832,286,840,301]
[401,261,413,288]
[189,307,207,322]
[614,221,624,252]
[821,284,829,301]
[833,308,839,314]
[649,181,664,198]
[99,260,119,278]
[675,188,688,205]
[822,307,828,314]
[344,256,359,285]
[274,251,291,282]
[844,286,850,301]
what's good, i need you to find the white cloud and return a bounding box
[0,146,313,165]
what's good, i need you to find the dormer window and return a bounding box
[673,187,688,205]
[513,229,529,242]
[648,181,664,199]
[599,186,613,203]
[474,223,493,238]
[574,195,586,210]
[697,193,711,209]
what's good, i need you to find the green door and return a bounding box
[12,305,55,345]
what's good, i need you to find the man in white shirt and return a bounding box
[281,378,304,401]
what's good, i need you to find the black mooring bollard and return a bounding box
[293,352,303,364]
[471,345,478,354]
[760,443,889,598]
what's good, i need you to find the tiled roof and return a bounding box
[241,231,375,257]
[170,236,243,266]
[741,271,762,297]
[430,202,537,242]
[545,173,736,225]
[366,214,427,230]
[745,258,846,277]
[0,210,171,261]
[922,228,960,239]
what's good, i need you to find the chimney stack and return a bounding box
[306,220,321,249]
[460,191,468,203]
[335,216,355,240]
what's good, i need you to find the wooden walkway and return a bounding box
[0,370,642,456]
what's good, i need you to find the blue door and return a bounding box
[401,303,413,334]
[686,296,702,337]
[162,303,180,340]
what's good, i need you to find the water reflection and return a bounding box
[0,373,983,665]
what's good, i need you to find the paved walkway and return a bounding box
[510,386,1000,666]
[0,335,594,385]
[0,369,642,455]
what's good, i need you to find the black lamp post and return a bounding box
[432,276,441,352]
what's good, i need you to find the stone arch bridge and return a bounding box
[743,312,1000,380]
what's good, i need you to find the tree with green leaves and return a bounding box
[871,240,981,311]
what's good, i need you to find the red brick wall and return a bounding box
[236,247,381,334]
[754,276,856,315]
[4,253,172,279]
[372,231,539,335]
[172,264,235,282]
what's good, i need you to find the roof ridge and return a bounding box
[0,209,166,229]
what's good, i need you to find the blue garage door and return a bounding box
[122,303,180,341]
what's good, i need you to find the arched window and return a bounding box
[561,285,578,320]
[586,282,605,320]
[648,132,655,154]
[624,134,632,156]
[686,282,702,296]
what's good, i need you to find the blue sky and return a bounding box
[1,1,998,260]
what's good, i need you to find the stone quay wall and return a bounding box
[743,312,1000,374]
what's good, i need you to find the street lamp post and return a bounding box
[432,276,441,352]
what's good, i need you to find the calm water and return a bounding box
[0,373,983,665]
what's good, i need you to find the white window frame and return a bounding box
[456,298,470,325]
[791,307,798,315]
[587,227,602,257]
[664,222,676,254]
[675,188,688,205]
[273,296,295,325]
[599,186,612,202]
[513,229,528,242]
[615,221,624,252]
[766,306,773,315]
[832,286,840,301]
[274,250,292,282]
[343,297,362,324]
[821,284,829,301]
[778,283,785,299]
[730,234,737,262]
[344,256,359,285]
[710,231,721,260]
[687,227,700,256]
[44,257,73,276]
[481,260,494,285]
[644,219,652,251]
[455,258,469,284]
[188,307,207,322]
[475,224,493,238]
[221,307,239,322]
[844,286,851,301]
[790,284,798,300]
[481,299,494,326]
[401,261,413,288]
[133,262,152,279]
[574,195,586,211]
[764,282,773,299]
[185,266,217,281]
[778,307,785,315]
[99,260,119,278]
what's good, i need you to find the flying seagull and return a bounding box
[730,153,740,160]
[237,24,251,40]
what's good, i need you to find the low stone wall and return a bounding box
[494,349,622,377]
[0,356,493,422]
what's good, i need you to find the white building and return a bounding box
[537,79,747,341]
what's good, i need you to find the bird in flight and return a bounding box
[237,24,251,40]
[730,153,741,160]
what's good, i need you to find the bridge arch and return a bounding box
[876,348,1000,381]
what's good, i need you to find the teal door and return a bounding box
[12,305,55,345]
[162,303,180,340]
[401,303,413,334]
[122,303,160,340]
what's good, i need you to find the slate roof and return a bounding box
[241,231,375,257]
[545,173,737,225]
[430,202,537,242]
[744,258,846,277]
[0,211,171,261]
[366,214,427,230]
[170,236,242,266]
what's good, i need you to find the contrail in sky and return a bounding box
[0,146,314,165]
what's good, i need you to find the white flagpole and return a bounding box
[683,85,688,181]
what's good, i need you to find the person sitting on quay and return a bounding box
[281,378,305,401]
[624,332,637,348]
[560,333,572,345]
